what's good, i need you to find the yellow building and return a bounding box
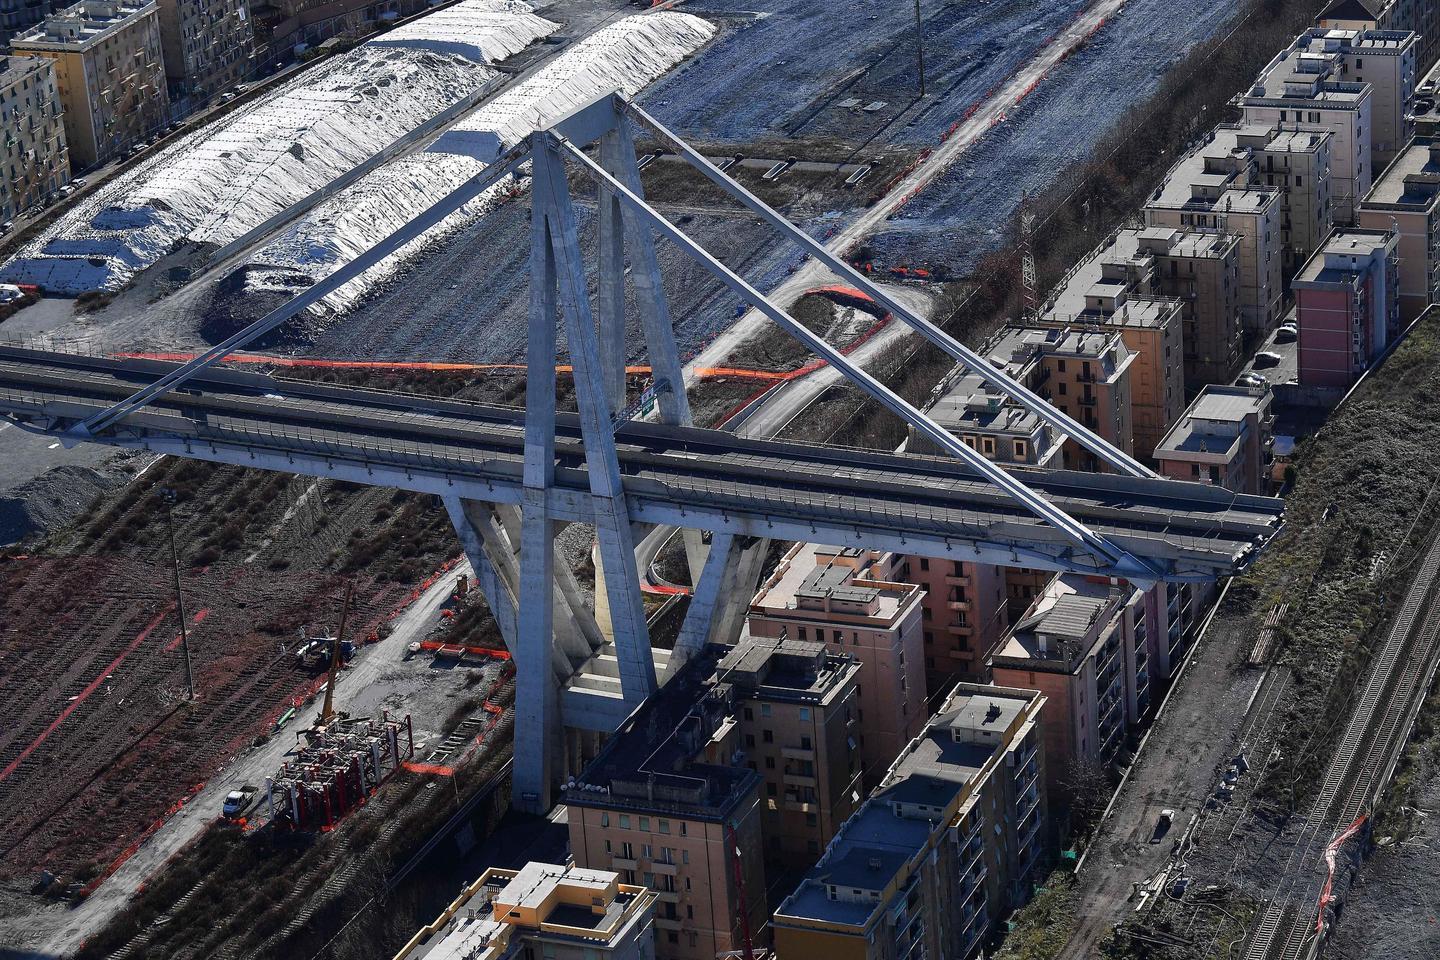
[13,0,170,171]
[0,56,70,222]
[394,862,658,960]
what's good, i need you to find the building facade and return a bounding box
[1292,227,1401,387]
[155,0,254,106]
[1155,385,1275,496]
[1038,234,1186,461]
[13,0,170,170]
[913,325,1135,472]
[772,684,1047,960]
[0,55,70,222]
[718,635,864,862]
[989,574,1150,799]
[566,649,767,960]
[1144,140,1285,340]
[747,544,927,785]
[1236,30,1387,222]
[894,554,1009,694]
[1133,226,1247,389]
[1357,136,1440,320]
[392,862,658,960]
[1320,0,1440,74]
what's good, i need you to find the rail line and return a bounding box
[1244,526,1440,960]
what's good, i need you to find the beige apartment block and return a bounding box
[392,862,658,960]
[566,648,767,960]
[1130,226,1245,390]
[894,554,1009,693]
[1321,0,1440,73]
[718,635,864,862]
[155,0,254,104]
[1038,236,1185,462]
[1236,31,1383,222]
[989,574,1150,800]
[914,325,1135,472]
[0,56,70,222]
[1144,141,1285,341]
[772,684,1047,960]
[747,544,927,785]
[13,0,170,170]
[1155,385,1275,496]
[1222,123,1336,270]
[1358,136,1440,319]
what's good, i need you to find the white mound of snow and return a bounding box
[1,0,556,296]
[245,12,716,314]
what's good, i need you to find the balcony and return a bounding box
[946,598,971,612]
[655,917,683,932]
[943,574,972,587]
[610,856,638,871]
[781,745,815,761]
[652,860,679,876]
[783,772,818,788]
[656,890,680,904]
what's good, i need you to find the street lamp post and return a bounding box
[160,487,195,701]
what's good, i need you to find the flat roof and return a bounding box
[1361,136,1440,206]
[12,0,156,49]
[1155,385,1268,460]
[1295,229,1393,283]
[993,575,1128,670]
[752,542,913,625]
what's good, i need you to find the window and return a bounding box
[659,819,670,834]
[619,815,630,829]
[763,729,774,743]
[682,849,690,864]
[797,626,806,640]
[601,813,610,827]
[1014,439,1028,459]
[643,844,653,859]
[767,782,778,796]
[801,736,812,750]
[761,703,772,718]
[798,707,811,721]
[919,558,929,571]
[765,756,776,769]
[639,817,650,832]
[745,733,755,747]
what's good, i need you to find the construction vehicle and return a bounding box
[222,784,260,819]
[303,582,354,745]
[453,573,468,599]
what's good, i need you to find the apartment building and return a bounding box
[0,55,70,222]
[1319,0,1437,87]
[747,544,927,784]
[392,862,658,960]
[718,635,864,862]
[1155,385,1275,496]
[1038,235,1185,461]
[566,648,767,960]
[989,575,1150,797]
[894,554,1008,693]
[1357,136,1440,319]
[772,684,1047,960]
[1292,227,1401,387]
[1236,31,1385,221]
[1132,226,1246,389]
[1233,124,1336,271]
[155,0,254,105]
[1144,139,1285,339]
[914,325,1135,472]
[13,0,170,170]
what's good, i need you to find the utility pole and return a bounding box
[160,487,195,701]
[913,0,926,97]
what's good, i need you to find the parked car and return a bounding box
[72,177,87,188]
[1253,351,1283,368]
[222,784,259,819]
[1238,372,1268,388]
[1150,808,1176,843]
[1274,323,1298,343]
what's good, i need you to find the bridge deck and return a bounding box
[0,348,1283,579]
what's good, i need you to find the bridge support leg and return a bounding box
[667,535,771,678]
[535,136,657,708]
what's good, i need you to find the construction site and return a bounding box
[1,1,1440,960]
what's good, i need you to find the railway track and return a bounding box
[1243,528,1440,960]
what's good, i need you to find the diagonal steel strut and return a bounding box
[553,133,1156,580]
[617,96,1155,480]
